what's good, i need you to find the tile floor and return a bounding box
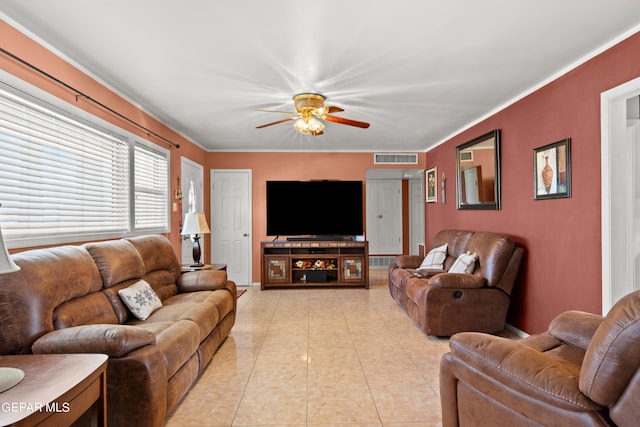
[166,270,451,426]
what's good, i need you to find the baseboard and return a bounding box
[505,323,529,338]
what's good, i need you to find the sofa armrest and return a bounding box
[414,268,446,278]
[429,273,486,289]
[447,332,603,411]
[178,270,233,293]
[549,310,604,351]
[32,324,156,357]
[394,255,423,269]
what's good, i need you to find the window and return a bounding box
[134,143,169,231]
[0,81,169,248]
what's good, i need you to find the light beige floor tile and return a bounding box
[370,386,442,424]
[232,388,307,425]
[166,389,243,427]
[307,387,380,424]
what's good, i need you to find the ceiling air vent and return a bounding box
[374,153,418,165]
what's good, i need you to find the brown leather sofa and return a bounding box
[440,289,640,427]
[0,235,236,427]
[388,230,523,336]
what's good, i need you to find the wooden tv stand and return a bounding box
[261,240,369,289]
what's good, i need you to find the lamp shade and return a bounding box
[181,212,210,235]
[0,226,19,274]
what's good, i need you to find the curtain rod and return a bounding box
[0,47,180,149]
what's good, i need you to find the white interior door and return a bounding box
[463,166,480,204]
[211,169,252,286]
[180,157,204,265]
[366,180,402,254]
[602,79,640,313]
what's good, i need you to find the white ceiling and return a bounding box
[2,1,640,152]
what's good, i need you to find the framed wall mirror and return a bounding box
[456,129,501,210]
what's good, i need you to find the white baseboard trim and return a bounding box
[505,323,529,338]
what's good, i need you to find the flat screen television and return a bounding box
[266,180,363,238]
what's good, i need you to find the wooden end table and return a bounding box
[181,263,227,272]
[0,353,108,427]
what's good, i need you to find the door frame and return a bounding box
[210,169,253,286]
[601,76,640,313]
[180,156,204,265]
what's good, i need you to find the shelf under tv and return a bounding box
[261,240,369,290]
[285,235,357,242]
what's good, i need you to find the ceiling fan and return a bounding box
[256,93,370,136]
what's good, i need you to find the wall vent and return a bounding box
[460,151,474,162]
[369,256,396,269]
[374,153,418,165]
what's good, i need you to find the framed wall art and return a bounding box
[426,167,437,203]
[534,138,571,200]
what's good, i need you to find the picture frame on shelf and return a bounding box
[534,138,571,200]
[426,167,437,203]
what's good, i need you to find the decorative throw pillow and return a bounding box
[419,243,448,270]
[118,280,162,320]
[449,251,477,274]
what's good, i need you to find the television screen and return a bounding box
[266,180,363,238]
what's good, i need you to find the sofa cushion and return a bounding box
[135,320,201,378]
[165,289,234,320]
[32,324,156,357]
[53,291,119,329]
[126,235,182,279]
[85,240,146,288]
[118,280,163,320]
[0,245,104,355]
[419,243,448,270]
[129,302,219,343]
[449,252,477,274]
[580,289,640,407]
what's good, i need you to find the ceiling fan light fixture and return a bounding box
[257,92,369,135]
[307,117,324,133]
[293,93,326,112]
[293,116,324,135]
[293,118,309,134]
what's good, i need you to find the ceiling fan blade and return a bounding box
[327,105,344,114]
[256,117,294,128]
[256,109,295,114]
[324,115,370,128]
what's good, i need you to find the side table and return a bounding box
[181,263,227,273]
[0,353,108,427]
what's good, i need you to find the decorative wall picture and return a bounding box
[534,138,571,200]
[426,167,437,203]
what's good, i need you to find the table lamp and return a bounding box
[0,224,24,393]
[181,212,211,267]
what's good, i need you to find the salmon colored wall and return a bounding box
[426,31,640,334]
[207,152,426,283]
[1,21,208,259]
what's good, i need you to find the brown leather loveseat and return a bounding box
[388,229,523,336]
[440,289,640,426]
[0,235,236,427]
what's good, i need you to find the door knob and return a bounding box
[243,233,249,237]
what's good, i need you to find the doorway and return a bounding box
[601,77,640,313]
[365,168,424,262]
[210,169,252,286]
[180,157,204,265]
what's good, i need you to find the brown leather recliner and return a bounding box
[388,230,523,336]
[440,289,640,427]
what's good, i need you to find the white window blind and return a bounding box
[134,143,169,231]
[0,87,130,245]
